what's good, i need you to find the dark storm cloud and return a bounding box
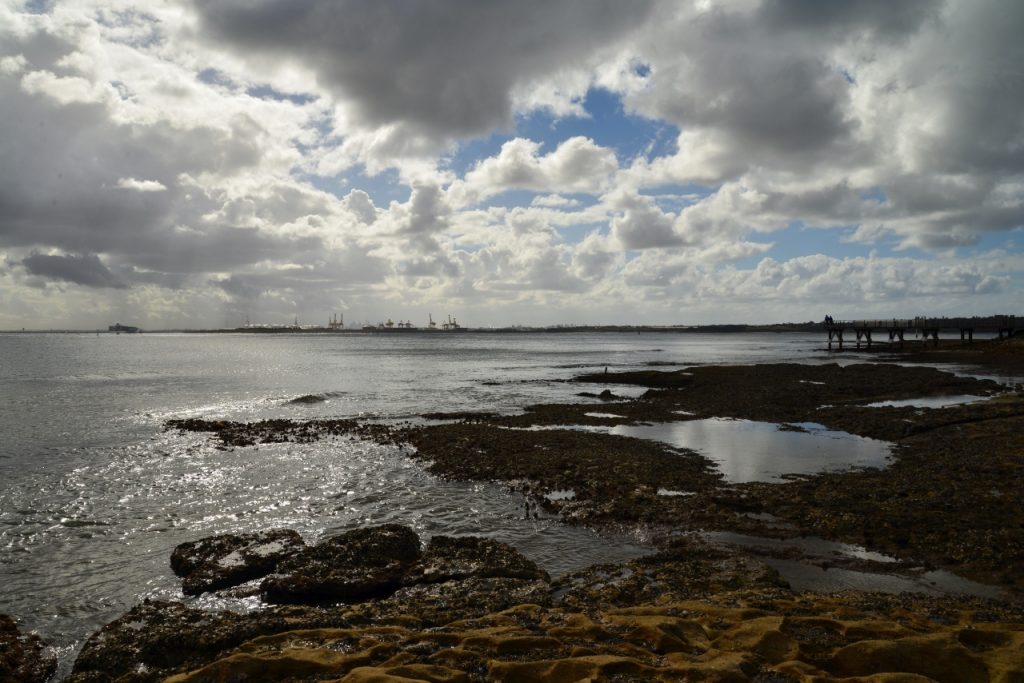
[628,5,862,176]
[756,0,942,40]
[911,1,1024,176]
[193,0,655,137]
[20,252,128,289]
[124,227,324,274]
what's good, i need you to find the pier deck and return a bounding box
[825,316,1018,350]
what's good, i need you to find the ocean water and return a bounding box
[0,330,985,675]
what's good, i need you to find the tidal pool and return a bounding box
[611,418,891,483]
[864,394,987,408]
[705,531,1005,600]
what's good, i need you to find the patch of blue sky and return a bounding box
[342,167,408,205]
[484,189,600,211]
[730,221,873,269]
[94,8,164,48]
[858,186,886,203]
[480,189,544,210]
[24,0,54,13]
[537,192,600,209]
[642,183,716,210]
[300,167,409,206]
[957,227,1024,256]
[557,222,608,245]
[197,68,237,90]
[444,87,677,176]
[246,85,317,106]
[759,221,945,264]
[517,87,678,164]
[482,190,606,244]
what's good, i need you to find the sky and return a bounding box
[1,0,1022,329]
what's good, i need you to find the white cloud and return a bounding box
[0,0,1020,329]
[451,137,618,208]
[531,195,581,209]
[115,177,167,192]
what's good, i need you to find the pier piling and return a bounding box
[825,316,1017,350]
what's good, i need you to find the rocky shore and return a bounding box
[62,528,1024,682]
[1,613,56,682]
[33,343,1024,681]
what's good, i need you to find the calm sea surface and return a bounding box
[0,330,917,673]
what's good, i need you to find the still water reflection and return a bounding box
[612,418,892,483]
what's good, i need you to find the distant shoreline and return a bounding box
[0,323,830,334]
[5,321,1020,337]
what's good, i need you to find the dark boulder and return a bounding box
[404,535,550,585]
[170,529,305,595]
[286,394,326,404]
[575,389,622,400]
[261,524,422,605]
[0,614,56,683]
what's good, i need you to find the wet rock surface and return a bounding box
[165,363,1023,592]
[0,614,56,683]
[286,393,327,404]
[134,356,1024,681]
[390,363,1024,592]
[166,417,396,448]
[404,535,550,585]
[68,537,1024,682]
[261,524,422,605]
[398,423,722,526]
[70,526,557,682]
[170,529,306,595]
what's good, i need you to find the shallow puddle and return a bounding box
[706,531,1005,600]
[611,419,891,483]
[763,559,1005,600]
[864,394,986,408]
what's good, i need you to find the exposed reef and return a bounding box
[69,534,1024,682]
[166,417,396,448]
[98,357,1024,681]
[0,614,56,683]
[165,363,1024,591]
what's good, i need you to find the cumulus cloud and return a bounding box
[610,192,685,250]
[451,137,617,207]
[115,178,167,192]
[193,0,654,139]
[0,0,1020,329]
[531,195,581,209]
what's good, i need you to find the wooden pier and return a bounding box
[825,316,1018,350]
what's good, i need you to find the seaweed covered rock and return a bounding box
[67,599,352,683]
[170,529,306,595]
[261,524,422,605]
[404,535,550,585]
[0,614,56,683]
